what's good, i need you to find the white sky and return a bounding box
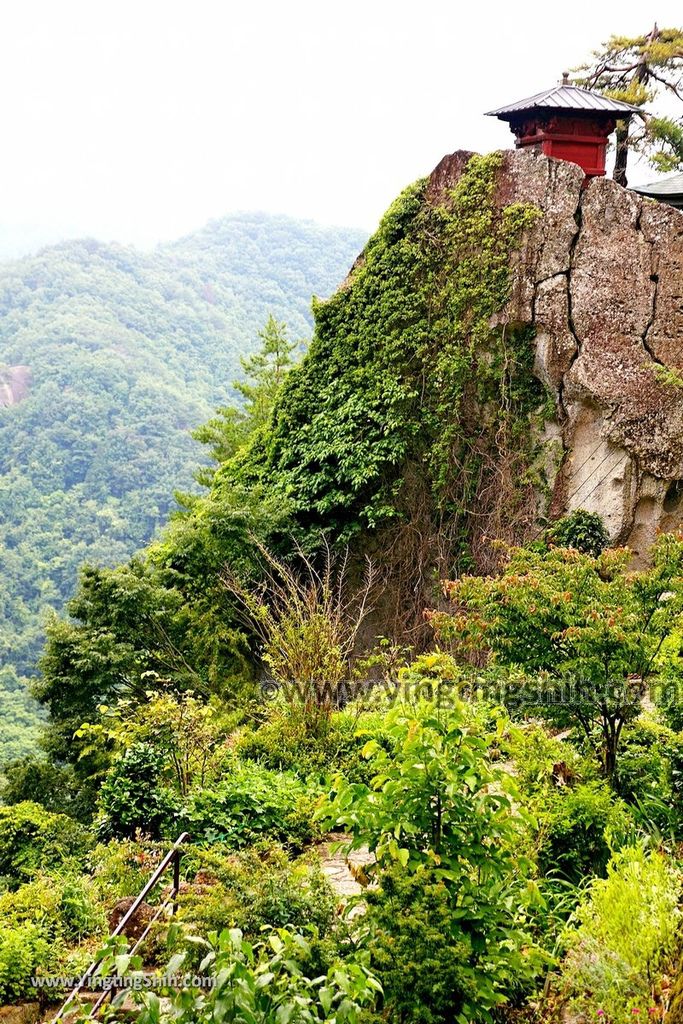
[0,0,680,250]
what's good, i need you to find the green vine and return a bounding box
[232,152,550,568]
[419,152,543,501]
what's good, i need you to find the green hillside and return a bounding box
[0,213,366,759]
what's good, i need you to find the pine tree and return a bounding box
[192,316,299,482]
[576,25,683,185]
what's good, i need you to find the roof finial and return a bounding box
[562,71,570,85]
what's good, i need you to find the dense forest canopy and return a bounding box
[0,213,367,762]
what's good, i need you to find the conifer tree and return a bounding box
[192,316,299,483]
[576,25,683,185]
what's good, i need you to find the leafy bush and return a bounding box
[545,508,609,556]
[0,801,90,887]
[436,537,683,777]
[561,847,681,1020]
[225,543,376,736]
[0,876,62,944]
[109,926,381,1024]
[175,845,337,967]
[98,742,181,840]
[57,875,106,941]
[183,762,323,850]
[0,756,89,821]
[612,718,683,839]
[360,865,537,1024]
[0,922,54,1003]
[0,873,103,942]
[599,717,683,838]
[88,837,166,901]
[235,706,371,782]
[81,691,236,798]
[507,724,597,796]
[656,667,683,731]
[536,781,634,882]
[669,733,683,806]
[615,720,670,806]
[321,697,544,1022]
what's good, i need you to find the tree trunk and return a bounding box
[613,122,630,187]
[603,717,619,779]
[604,741,617,779]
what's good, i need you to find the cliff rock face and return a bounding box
[429,149,683,560]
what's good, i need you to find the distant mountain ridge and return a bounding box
[0,212,367,761]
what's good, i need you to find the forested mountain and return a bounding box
[0,213,366,760]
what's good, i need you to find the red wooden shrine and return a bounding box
[507,112,616,178]
[486,74,639,180]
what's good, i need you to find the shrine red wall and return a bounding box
[541,137,606,178]
[510,114,615,179]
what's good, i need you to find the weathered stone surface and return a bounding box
[502,150,584,321]
[426,151,477,206]
[533,274,576,392]
[315,833,375,899]
[108,897,155,942]
[641,199,683,370]
[426,148,683,554]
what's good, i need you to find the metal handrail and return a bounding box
[51,832,189,1023]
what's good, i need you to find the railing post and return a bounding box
[51,833,189,1024]
[173,848,180,916]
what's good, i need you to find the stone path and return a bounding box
[316,833,375,897]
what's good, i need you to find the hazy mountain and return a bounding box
[0,212,367,760]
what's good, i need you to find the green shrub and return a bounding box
[561,847,681,1020]
[235,706,371,783]
[88,837,166,902]
[613,719,677,835]
[57,875,106,941]
[0,876,62,930]
[0,756,90,821]
[81,691,238,799]
[653,666,683,732]
[0,921,55,1003]
[321,697,545,1022]
[0,801,90,888]
[122,926,381,1023]
[183,762,323,850]
[360,866,540,1024]
[545,509,609,556]
[98,742,181,840]
[0,872,104,947]
[536,781,634,882]
[508,725,597,796]
[616,739,668,805]
[175,845,337,968]
[669,734,683,808]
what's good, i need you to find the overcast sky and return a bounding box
[0,0,680,252]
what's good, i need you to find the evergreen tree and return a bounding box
[192,317,299,483]
[576,25,683,185]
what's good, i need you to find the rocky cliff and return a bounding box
[429,149,683,561]
[178,150,683,646]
